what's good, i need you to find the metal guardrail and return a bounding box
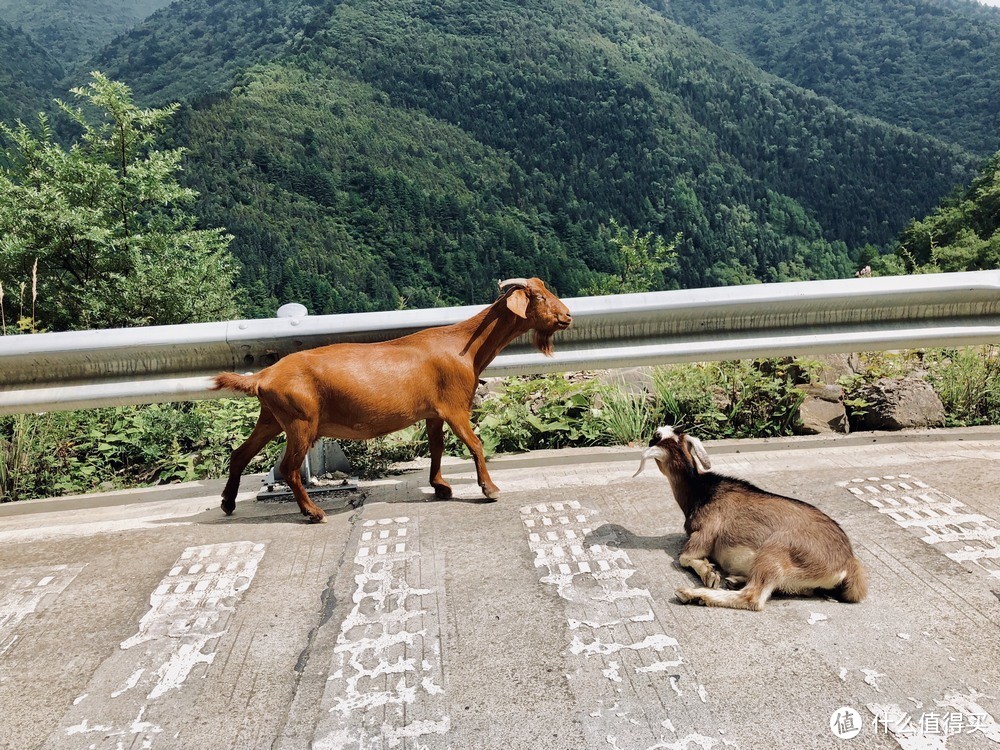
[1,271,999,415]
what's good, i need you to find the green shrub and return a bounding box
[5,349,1000,502]
[924,346,1000,427]
[649,359,806,438]
[0,399,282,501]
[592,383,661,446]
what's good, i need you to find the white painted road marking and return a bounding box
[0,564,84,657]
[869,688,1000,749]
[47,541,265,749]
[841,475,1000,579]
[309,516,449,750]
[521,501,733,749]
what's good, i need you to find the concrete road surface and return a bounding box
[1,428,999,750]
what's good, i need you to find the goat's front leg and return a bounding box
[426,418,452,499]
[443,413,500,500]
[678,532,722,589]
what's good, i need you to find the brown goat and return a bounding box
[212,278,571,522]
[634,425,867,611]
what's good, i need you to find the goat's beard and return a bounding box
[533,329,554,357]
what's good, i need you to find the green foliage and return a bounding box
[0,399,282,502]
[650,359,807,438]
[895,151,1000,273]
[456,376,604,456]
[666,0,1000,156]
[6,349,1000,501]
[923,347,1000,427]
[0,0,171,71]
[0,73,240,330]
[592,384,662,447]
[583,221,680,295]
[75,0,978,312]
[0,18,62,126]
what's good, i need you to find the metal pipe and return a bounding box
[2,271,998,414]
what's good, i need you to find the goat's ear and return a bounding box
[685,435,711,472]
[506,288,529,319]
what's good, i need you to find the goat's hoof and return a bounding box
[482,486,501,501]
[433,485,453,500]
[221,499,236,516]
[704,571,723,589]
[724,575,747,589]
[675,587,702,605]
[307,512,327,524]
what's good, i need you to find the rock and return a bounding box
[592,367,654,396]
[850,376,945,431]
[810,353,861,385]
[796,384,849,434]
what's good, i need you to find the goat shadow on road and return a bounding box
[145,493,364,527]
[586,523,686,559]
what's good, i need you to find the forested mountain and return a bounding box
[6,0,989,317]
[0,19,62,126]
[894,151,1000,271]
[92,0,333,105]
[664,0,1000,156]
[0,0,171,71]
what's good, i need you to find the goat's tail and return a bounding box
[838,556,868,603]
[212,372,260,396]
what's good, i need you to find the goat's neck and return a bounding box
[456,305,530,377]
[666,470,704,523]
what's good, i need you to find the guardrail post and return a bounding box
[256,303,359,504]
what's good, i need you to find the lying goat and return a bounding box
[213,278,571,522]
[634,426,867,611]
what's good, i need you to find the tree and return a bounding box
[890,151,1000,275]
[0,72,240,330]
[582,220,680,295]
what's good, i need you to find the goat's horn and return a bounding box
[632,445,666,478]
[498,277,529,291]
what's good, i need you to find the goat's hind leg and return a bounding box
[676,548,785,611]
[222,408,282,516]
[280,419,326,523]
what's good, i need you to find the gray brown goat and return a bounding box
[634,425,867,611]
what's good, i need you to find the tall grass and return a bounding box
[926,346,1000,426]
[594,383,661,446]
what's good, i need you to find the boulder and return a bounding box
[795,384,849,434]
[811,353,861,385]
[850,376,945,431]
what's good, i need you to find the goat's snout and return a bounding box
[555,312,572,329]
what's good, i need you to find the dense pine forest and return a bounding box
[1,0,998,321]
[0,19,62,126]
[665,0,1000,156]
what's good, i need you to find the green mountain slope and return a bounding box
[0,0,171,71]
[0,19,62,126]
[92,0,332,104]
[89,0,979,313]
[174,64,596,314]
[664,0,1000,156]
[895,151,1000,271]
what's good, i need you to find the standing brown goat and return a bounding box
[212,278,571,522]
[634,425,867,611]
